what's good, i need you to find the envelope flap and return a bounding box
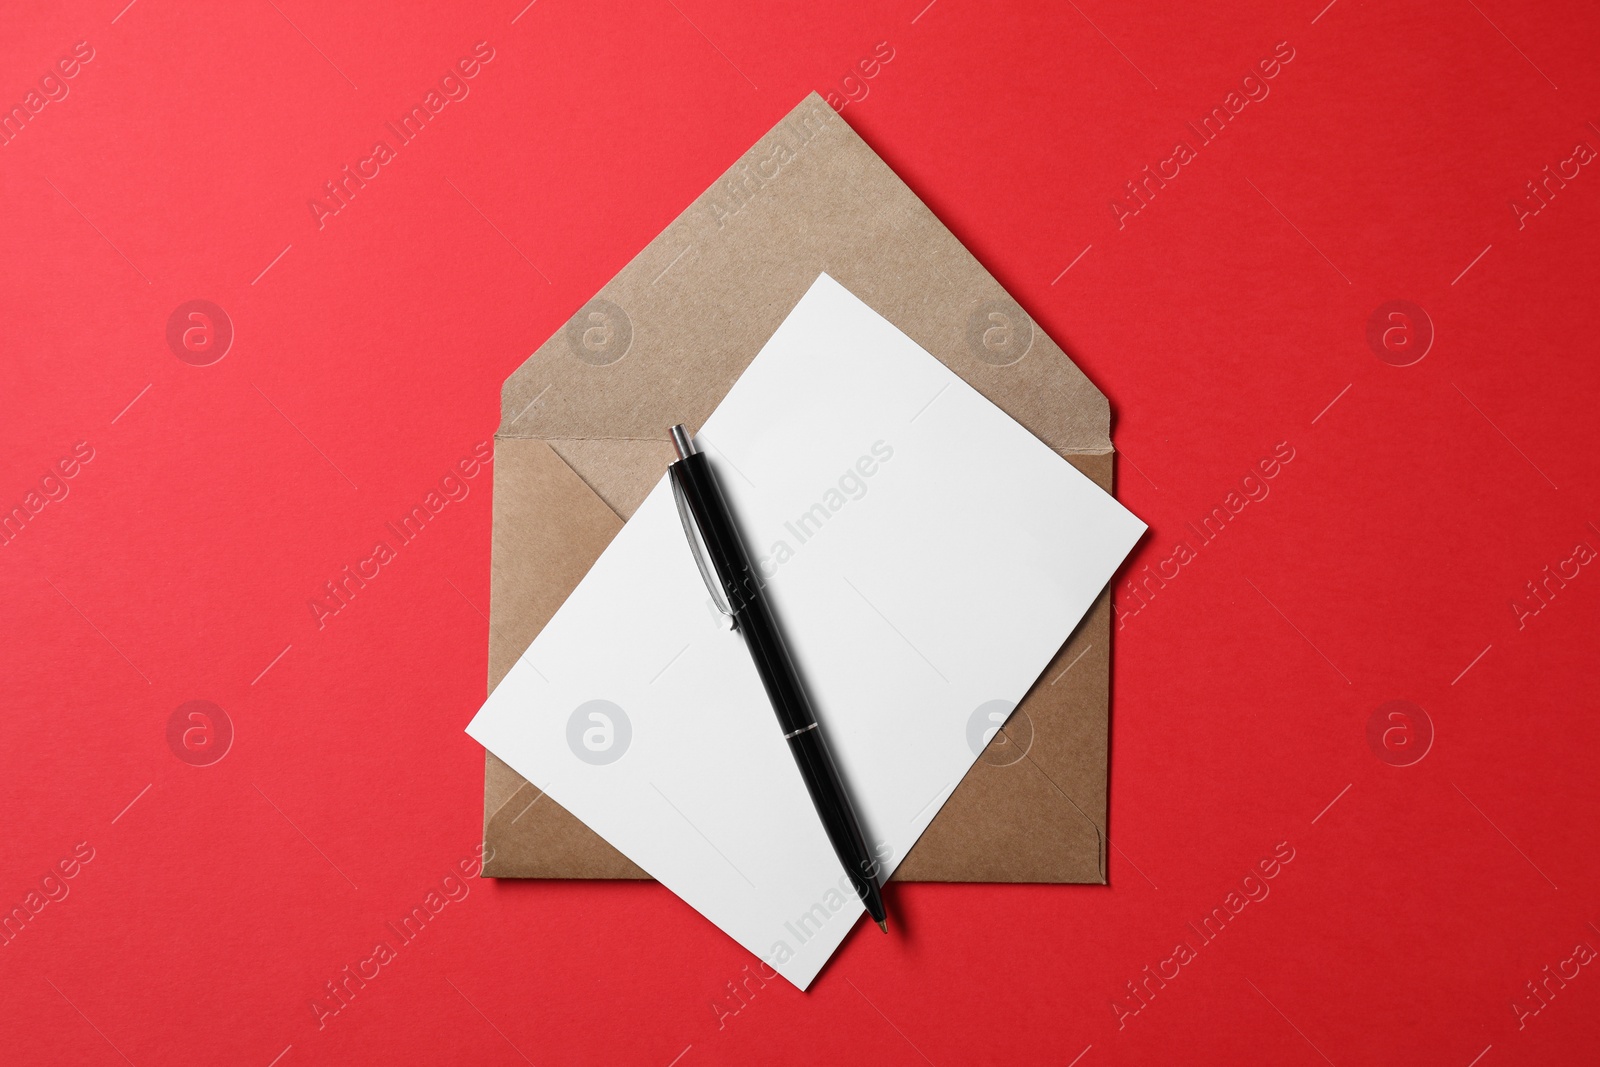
[498,93,1109,477]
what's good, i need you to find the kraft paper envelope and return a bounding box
[483,92,1121,884]
[467,273,1144,988]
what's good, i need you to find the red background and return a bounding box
[3,0,1598,1063]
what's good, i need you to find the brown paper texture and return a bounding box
[483,93,1115,883]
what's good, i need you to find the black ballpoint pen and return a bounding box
[666,424,889,934]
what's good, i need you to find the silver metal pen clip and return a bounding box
[669,425,735,627]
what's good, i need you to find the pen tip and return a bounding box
[877,918,888,934]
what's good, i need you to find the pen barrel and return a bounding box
[786,727,889,920]
[668,450,887,921]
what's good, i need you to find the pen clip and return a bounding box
[671,468,735,625]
